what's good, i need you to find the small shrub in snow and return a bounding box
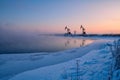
[61,67,68,79]
[112,39,120,70]
[108,39,120,80]
[112,70,120,80]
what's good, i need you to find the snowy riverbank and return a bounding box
[9,43,111,80]
[0,38,119,80]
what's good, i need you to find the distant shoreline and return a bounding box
[52,33,120,37]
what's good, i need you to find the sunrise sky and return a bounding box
[0,0,120,34]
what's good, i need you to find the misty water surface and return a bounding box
[0,34,94,54]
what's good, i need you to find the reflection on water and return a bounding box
[80,39,85,47]
[64,38,93,48]
[0,35,94,54]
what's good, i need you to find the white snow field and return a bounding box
[0,38,119,80]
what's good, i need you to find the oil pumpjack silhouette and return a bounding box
[80,25,86,35]
[64,25,86,36]
[65,26,72,35]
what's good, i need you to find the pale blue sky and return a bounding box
[0,0,120,34]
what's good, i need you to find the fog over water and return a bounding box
[0,25,94,54]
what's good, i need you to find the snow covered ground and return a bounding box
[0,37,120,80]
